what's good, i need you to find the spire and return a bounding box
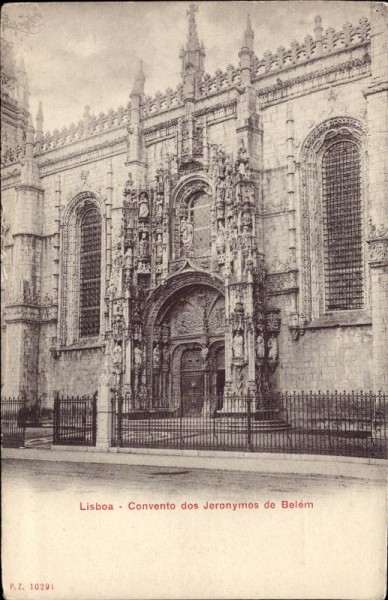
[35,102,44,150]
[186,3,200,51]
[242,14,254,51]
[132,60,145,95]
[16,57,29,109]
[239,14,254,86]
[180,4,205,101]
[36,102,43,131]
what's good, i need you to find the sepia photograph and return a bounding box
[1,1,387,599]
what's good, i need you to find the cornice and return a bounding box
[38,136,127,174]
[253,40,370,86]
[15,183,44,193]
[363,80,388,97]
[257,56,371,106]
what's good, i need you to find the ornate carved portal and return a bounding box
[149,282,225,414]
[107,141,281,414]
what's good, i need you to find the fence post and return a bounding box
[53,392,59,444]
[247,394,252,451]
[111,394,116,446]
[180,397,184,444]
[117,391,123,448]
[92,392,97,446]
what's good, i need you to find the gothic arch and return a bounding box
[298,116,368,322]
[59,190,106,346]
[170,175,213,263]
[143,270,224,403]
[144,270,224,327]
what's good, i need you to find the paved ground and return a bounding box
[2,457,387,600]
[1,457,384,500]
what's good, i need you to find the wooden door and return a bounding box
[181,349,204,416]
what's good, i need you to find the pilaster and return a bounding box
[365,2,388,391]
[3,117,44,400]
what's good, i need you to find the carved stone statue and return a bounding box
[181,218,194,247]
[232,331,244,359]
[242,225,251,250]
[138,192,149,218]
[108,279,117,298]
[268,336,278,362]
[216,222,225,248]
[111,342,123,388]
[238,138,247,161]
[153,344,161,367]
[156,233,163,257]
[139,232,149,256]
[112,342,123,370]
[163,346,170,367]
[156,193,164,218]
[124,246,133,269]
[124,175,133,194]
[256,333,265,358]
[134,345,143,368]
[201,345,209,364]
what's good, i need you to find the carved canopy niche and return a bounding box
[171,176,212,267]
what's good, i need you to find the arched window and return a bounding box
[59,193,104,346]
[299,117,367,322]
[322,141,363,311]
[188,193,212,259]
[79,206,102,337]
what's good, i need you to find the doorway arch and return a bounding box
[143,271,225,410]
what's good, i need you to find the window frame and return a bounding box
[299,117,369,325]
[187,192,213,259]
[59,193,106,347]
[79,205,102,338]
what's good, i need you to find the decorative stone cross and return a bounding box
[187,4,197,18]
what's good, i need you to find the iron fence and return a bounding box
[111,391,387,459]
[53,393,97,446]
[1,397,27,448]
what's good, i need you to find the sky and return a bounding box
[3,1,371,133]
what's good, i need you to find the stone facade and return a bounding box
[1,3,387,419]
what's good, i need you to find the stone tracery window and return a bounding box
[299,117,367,322]
[188,193,212,258]
[321,141,363,311]
[79,206,101,337]
[59,193,105,346]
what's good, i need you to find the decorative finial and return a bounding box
[246,14,253,36]
[180,3,204,92]
[36,101,43,130]
[35,102,44,147]
[242,13,254,51]
[186,4,200,51]
[132,60,145,94]
[25,114,35,155]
